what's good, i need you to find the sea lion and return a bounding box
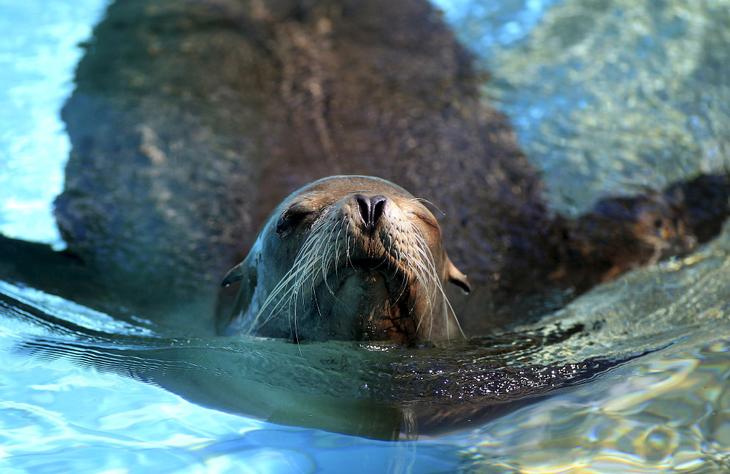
[218,176,471,343]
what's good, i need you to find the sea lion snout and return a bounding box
[353,194,388,232]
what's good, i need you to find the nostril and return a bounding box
[355,194,371,225]
[371,195,387,225]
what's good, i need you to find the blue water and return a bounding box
[0,0,107,246]
[2,0,730,472]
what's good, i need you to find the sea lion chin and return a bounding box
[218,175,471,344]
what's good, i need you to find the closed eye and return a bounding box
[276,205,315,236]
[412,211,440,232]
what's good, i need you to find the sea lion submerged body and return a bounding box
[219,176,470,343]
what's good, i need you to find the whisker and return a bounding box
[251,212,339,335]
[409,197,446,217]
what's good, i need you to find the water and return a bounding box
[437,0,730,215]
[0,0,107,245]
[2,0,730,472]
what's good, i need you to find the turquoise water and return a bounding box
[2,0,730,472]
[0,0,107,245]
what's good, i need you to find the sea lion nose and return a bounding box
[355,194,388,229]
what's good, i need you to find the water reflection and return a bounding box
[462,336,730,472]
[3,224,729,468]
[449,222,730,470]
[2,278,630,440]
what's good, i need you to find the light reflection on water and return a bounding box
[0,338,461,472]
[459,337,730,472]
[1,0,730,472]
[0,0,107,245]
[450,225,730,471]
[2,246,729,471]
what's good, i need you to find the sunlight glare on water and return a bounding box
[0,0,108,246]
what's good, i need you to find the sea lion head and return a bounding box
[219,175,471,343]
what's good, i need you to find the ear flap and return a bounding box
[221,262,245,287]
[217,254,258,335]
[445,256,471,294]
